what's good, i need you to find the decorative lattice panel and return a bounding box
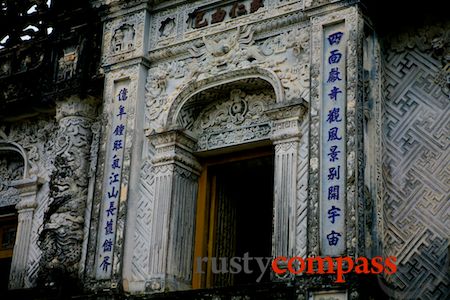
[383,47,450,299]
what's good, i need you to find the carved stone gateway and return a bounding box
[103,0,357,296]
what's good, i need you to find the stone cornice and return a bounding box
[55,96,99,121]
[149,129,201,169]
[10,175,40,211]
[266,101,306,142]
[265,99,307,120]
[102,56,151,70]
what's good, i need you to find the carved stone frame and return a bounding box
[0,140,40,289]
[142,72,308,292]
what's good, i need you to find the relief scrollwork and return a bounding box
[145,25,311,132]
[186,24,310,102]
[0,118,57,181]
[145,63,171,130]
[262,27,310,102]
[0,155,23,207]
[189,25,268,77]
[193,89,274,151]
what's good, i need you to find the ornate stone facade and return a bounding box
[0,0,448,299]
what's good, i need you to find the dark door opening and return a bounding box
[0,213,17,292]
[193,149,274,288]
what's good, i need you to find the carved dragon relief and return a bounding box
[145,25,310,131]
[37,100,96,288]
[188,25,266,76]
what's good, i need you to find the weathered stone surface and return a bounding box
[0,1,448,299]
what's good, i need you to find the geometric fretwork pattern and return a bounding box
[131,144,155,281]
[383,48,450,299]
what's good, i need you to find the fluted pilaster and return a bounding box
[268,103,306,258]
[147,130,200,292]
[8,176,39,289]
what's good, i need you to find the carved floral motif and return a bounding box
[192,89,274,151]
[189,25,267,76]
[145,25,310,131]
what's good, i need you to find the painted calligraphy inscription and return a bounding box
[320,24,346,256]
[190,0,264,29]
[96,82,129,279]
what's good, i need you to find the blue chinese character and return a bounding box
[328,166,340,180]
[326,108,342,123]
[113,124,125,136]
[328,185,339,200]
[328,49,342,64]
[117,105,126,120]
[106,201,117,217]
[326,230,342,246]
[328,145,341,162]
[100,256,111,272]
[113,140,123,151]
[118,88,128,101]
[102,239,113,252]
[111,155,121,169]
[328,127,342,141]
[327,205,342,224]
[107,186,118,199]
[328,32,344,45]
[327,68,342,83]
[328,87,342,101]
[109,173,119,185]
[105,219,113,235]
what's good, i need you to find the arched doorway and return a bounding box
[0,147,25,291]
[145,74,306,292]
[0,140,39,290]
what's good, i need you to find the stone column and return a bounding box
[8,176,39,289]
[38,96,97,286]
[147,130,200,292]
[268,103,306,258]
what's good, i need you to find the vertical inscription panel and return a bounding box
[96,80,130,279]
[320,23,347,256]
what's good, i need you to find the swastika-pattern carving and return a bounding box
[26,185,49,287]
[296,117,308,257]
[131,142,155,281]
[383,47,450,299]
